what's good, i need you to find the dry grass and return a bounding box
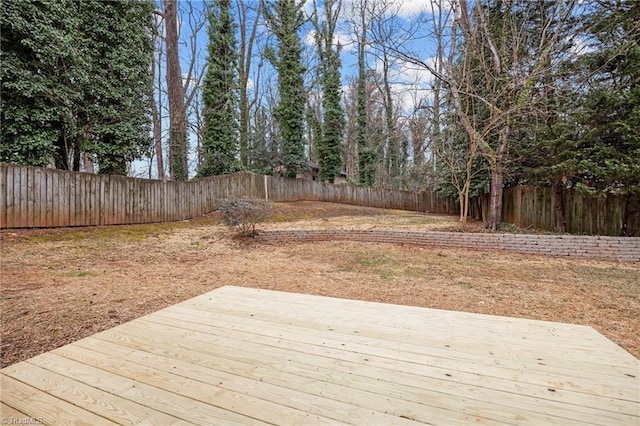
[1,201,638,368]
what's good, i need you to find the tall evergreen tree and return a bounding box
[313,0,345,183]
[263,0,307,178]
[79,0,154,175]
[0,0,154,174]
[578,0,639,194]
[354,0,375,186]
[198,0,239,177]
[577,0,640,235]
[1,0,82,167]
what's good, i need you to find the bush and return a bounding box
[217,198,272,237]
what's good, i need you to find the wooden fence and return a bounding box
[501,186,639,236]
[264,174,457,213]
[0,163,455,229]
[1,163,637,236]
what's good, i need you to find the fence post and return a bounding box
[264,175,269,201]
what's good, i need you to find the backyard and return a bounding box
[1,201,639,368]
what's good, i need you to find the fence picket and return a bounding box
[0,164,7,228]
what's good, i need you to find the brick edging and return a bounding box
[255,229,640,262]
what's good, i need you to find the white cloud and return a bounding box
[395,0,432,18]
[372,56,435,86]
[342,0,439,19]
[393,83,433,114]
[397,60,435,85]
[304,28,356,52]
[369,55,437,113]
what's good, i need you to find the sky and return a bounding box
[134,0,441,178]
[302,0,439,111]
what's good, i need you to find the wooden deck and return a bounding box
[1,286,638,425]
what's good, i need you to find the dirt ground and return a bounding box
[1,201,639,368]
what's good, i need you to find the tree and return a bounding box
[368,0,401,187]
[263,0,307,178]
[151,14,166,179]
[389,0,576,229]
[237,0,263,168]
[78,0,154,175]
[577,0,640,235]
[312,0,345,183]
[1,0,81,167]
[351,0,376,186]
[163,0,188,180]
[198,0,239,177]
[1,0,154,174]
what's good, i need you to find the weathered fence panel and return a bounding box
[500,186,639,236]
[0,163,637,235]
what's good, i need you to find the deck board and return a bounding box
[1,285,638,425]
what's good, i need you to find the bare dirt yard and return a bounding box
[1,201,638,368]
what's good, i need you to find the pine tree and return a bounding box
[198,0,239,177]
[578,0,639,195]
[263,0,307,178]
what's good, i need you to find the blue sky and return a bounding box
[134,0,440,177]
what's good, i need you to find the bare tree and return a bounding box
[163,0,188,180]
[157,0,207,180]
[386,0,575,229]
[151,10,165,179]
[237,0,263,168]
[368,0,402,187]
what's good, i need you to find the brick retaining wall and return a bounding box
[256,229,640,262]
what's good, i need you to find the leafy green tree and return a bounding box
[578,0,639,194]
[513,0,639,233]
[353,0,376,186]
[263,0,307,178]
[248,106,274,174]
[312,0,345,183]
[1,0,154,175]
[1,0,83,167]
[576,0,640,235]
[78,0,154,175]
[198,0,239,177]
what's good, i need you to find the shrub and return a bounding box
[217,198,272,237]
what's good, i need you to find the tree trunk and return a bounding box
[621,194,640,237]
[152,99,164,179]
[237,0,260,168]
[382,52,397,185]
[72,142,81,172]
[356,1,371,186]
[487,126,509,231]
[54,135,70,170]
[460,179,470,228]
[487,167,503,231]
[554,177,567,233]
[164,0,188,181]
[151,30,165,180]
